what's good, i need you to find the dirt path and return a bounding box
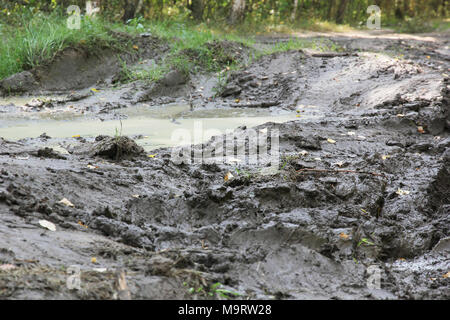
[0,32,449,300]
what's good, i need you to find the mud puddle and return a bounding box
[0,104,299,151]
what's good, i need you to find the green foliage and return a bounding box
[0,11,120,79]
[0,0,447,80]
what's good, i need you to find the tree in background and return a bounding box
[230,0,246,24]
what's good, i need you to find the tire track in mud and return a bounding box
[0,34,449,299]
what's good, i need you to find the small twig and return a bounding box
[296,168,386,178]
[115,269,131,300]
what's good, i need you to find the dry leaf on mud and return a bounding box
[91,88,99,93]
[39,219,56,232]
[72,134,81,138]
[327,138,336,144]
[339,233,350,241]
[91,257,97,264]
[148,154,156,158]
[224,172,234,181]
[77,221,88,229]
[334,161,344,167]
[0,264,17,271]
[396,188,410,196]
[132,45,139,50]
[443,272,450,279]
[59,198,74,207]
[417,126,425,134]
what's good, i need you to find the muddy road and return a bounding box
[0,31,449,300]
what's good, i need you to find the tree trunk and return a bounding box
[291,0,299,22]
[190,0,204,21]
[327,0,335,20]
[335,0,349,24]
[229,0,246,24]
[123,0,143,22]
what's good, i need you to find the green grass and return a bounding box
[261,38,342,56]
[0,12,346,85]
[117,18,256,83]
[0,11,129,80]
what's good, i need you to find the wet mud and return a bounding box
[0,31,449,300]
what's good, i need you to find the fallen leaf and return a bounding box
[72,134,81,138]
[59,198,74,207]
[52,146,70,155]
[339,233,350,240]
[39,220,56,232]
[417,126,425,134]
[361,208,368,214]
[327,138,336,144]
[0,264,17,271]
[443,272,450,279]
[87,164,97,170]
[132,45,139,50]
[382,155,391,160]
[396,188,410,196]
[235,99,240,103]
[148,154,156,158]
[77,221,88,229]
[299,150,309,156]
[224,172,234,181]
[296,114,301,118]
[426,56,431,59]
[91,257,97,264]
[91,88,99,93]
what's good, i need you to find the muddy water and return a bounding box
[0,104,299,151]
